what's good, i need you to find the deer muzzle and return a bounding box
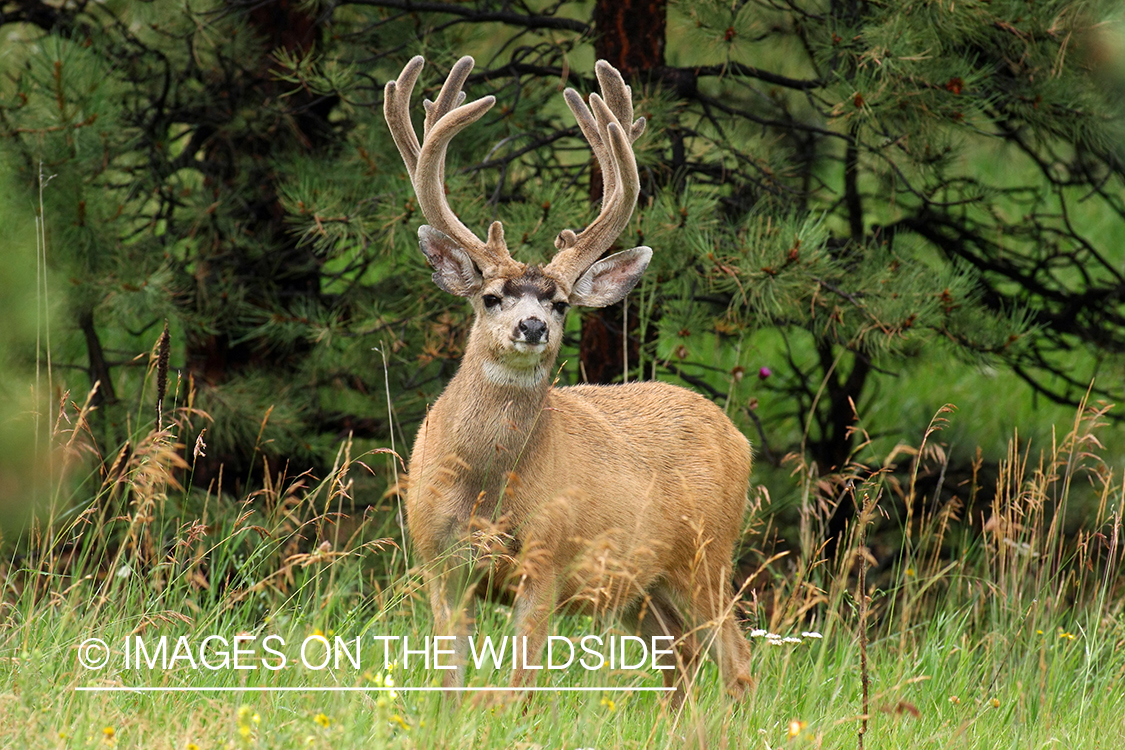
[515,317,548,346]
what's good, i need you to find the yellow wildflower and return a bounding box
[314,713,331,728]
[390,714,410,731]
[600,697,616,711]
[787,720,806,738]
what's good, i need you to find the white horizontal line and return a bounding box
[75,686,675,693]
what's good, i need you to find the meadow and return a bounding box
[2,369,1123,749]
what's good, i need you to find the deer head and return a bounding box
[384,56,651,387]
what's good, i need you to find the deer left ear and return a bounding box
[569,246,652,308]
[418,225,483,297]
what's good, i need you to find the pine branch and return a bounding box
[691,89,852,142]
[341,0,591,33]
[688,62,824,91]
[0,0,72,31]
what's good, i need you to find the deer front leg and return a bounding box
[509,570,556,691]
[424,550,477,695]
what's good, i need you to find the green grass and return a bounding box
[3,564,1123,749]
[2,391,1124,749]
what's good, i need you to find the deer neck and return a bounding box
[435,336,555,488]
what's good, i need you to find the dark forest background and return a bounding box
[1,0,1124,561]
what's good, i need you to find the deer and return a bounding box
[384,55,754,708]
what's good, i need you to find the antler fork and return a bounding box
[385,56,645,285]
[384,55,520,277]
[544,61,647,287]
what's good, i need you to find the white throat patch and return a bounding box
[482,360,548,389]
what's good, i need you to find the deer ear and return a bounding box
[569,246,652,308]
[418,225,482,297]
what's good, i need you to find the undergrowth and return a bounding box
[1,336,1123,749]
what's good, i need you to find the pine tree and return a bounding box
[3,0,1122,525]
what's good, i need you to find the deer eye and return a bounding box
[552,301,569,316]
[482,294,502,309]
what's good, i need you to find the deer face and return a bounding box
[475,265,569,373]
[419,226,652,387]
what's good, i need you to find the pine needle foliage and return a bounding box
[1,0,1122,496]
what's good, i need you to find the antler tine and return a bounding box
[596,60,647,142]
[589,60,646,203]
[422,56,474,139]
[554,121,641,267]
[595,60,635,134]
[421,57,473,198]
[545,61,646,286]
[384,55,426,177]
[384,56,517,274]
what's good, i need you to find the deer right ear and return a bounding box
[418,225,483,297]
[569,246,652,308]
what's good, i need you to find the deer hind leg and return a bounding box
[687,560,754,698]
[620,586,701,710]
[664,557,753,699]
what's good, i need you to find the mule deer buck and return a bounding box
[385,55,753,706]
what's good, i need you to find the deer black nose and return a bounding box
[518,318,547,344]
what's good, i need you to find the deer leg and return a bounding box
[425,550,478,693]
[620,586,699,710]
[711,611,753,698]
[509,573,555,691]
[686,562,753,698]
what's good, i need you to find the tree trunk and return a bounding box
[182,0,336,485]
[593,0,666,71]
[79,309,116,407]
[580,0,666,384]
[814,346,871,561]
